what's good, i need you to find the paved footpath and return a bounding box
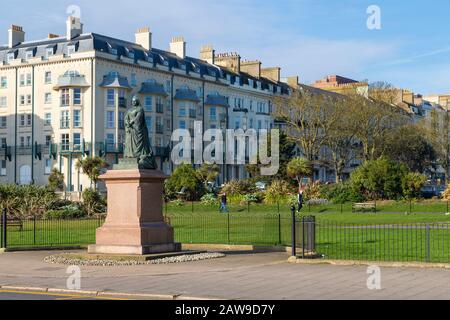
[1,250,450,300]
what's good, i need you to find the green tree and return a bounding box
[278,132,297,179]
[381,124,436,173]
[418,109,450,181]
[350,89,408,161]
[349,157,408,200]
[195,164,220,192]
[402,172,427,200]
[82,188,106,216]
[165,163,199,200]
[286,157,312,191]
[323,96,362,183]
[274,89,340,162]
[48,168,64,191]
[75,157,107,189]
[264,179,295,204]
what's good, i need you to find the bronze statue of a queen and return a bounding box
[120,95,157,170]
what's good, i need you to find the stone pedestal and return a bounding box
[88,169,181,255]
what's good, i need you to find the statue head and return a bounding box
[131,95,141,107]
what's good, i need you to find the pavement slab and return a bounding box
[1,250,450,300]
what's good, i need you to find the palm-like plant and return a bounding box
[48,168,64,191]
[287,157,312,191]
[195,164,220,191]
[75,157,107,189]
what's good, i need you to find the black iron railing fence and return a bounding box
[1,210,450,263]
[314,220,450,263]
[0,212,103,249]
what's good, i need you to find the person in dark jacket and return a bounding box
[220,193,229,213]
[298,189,304,212]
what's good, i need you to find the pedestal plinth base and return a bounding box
[88,243,182,255]
[90,169,178,256]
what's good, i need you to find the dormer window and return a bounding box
[125,48,134,59]
[46,48,54,59]
[67,45,76,56]
[6,52,15,64]
[25,51,34,61]
[107,43,118,56]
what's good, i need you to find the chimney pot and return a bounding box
[8,24,25,48]
[200,44,215,64]
[170,36,186,59]
[261,67,281,83]
[135,27,152,51]
[66,16,83,40]
[241,60,262,78]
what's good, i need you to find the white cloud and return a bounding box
[0,0,398,85]
[75,0,396,84]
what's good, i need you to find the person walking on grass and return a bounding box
[298,188,304,213]
[220,193,229,213]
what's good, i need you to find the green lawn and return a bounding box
[3,201,450,264]
[166,201,450,224]
[315,223,450,263]
[166,200,450,214]
[3,219,102,249]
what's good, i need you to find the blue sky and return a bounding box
[1,0,449,94]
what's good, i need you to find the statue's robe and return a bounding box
[124,106,152,158]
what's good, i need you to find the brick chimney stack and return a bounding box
[8,25,25,48]
[214,52,241,73]
[241,60,262,78]
[135,27,152,51]
[261,67,281,82]
[170,36,186,59]
[200,45,215,64]
[66,16,83,40]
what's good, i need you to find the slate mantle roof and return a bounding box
[0,32,291,95]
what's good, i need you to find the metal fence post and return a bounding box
[1,208,7,249]
[426,224,431,263]
[227,213,230,245]
[302,216,306,259]
[33,215,36,245]
[291,206,296,257]
[278,214,282,245]
[0,210,3,249]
